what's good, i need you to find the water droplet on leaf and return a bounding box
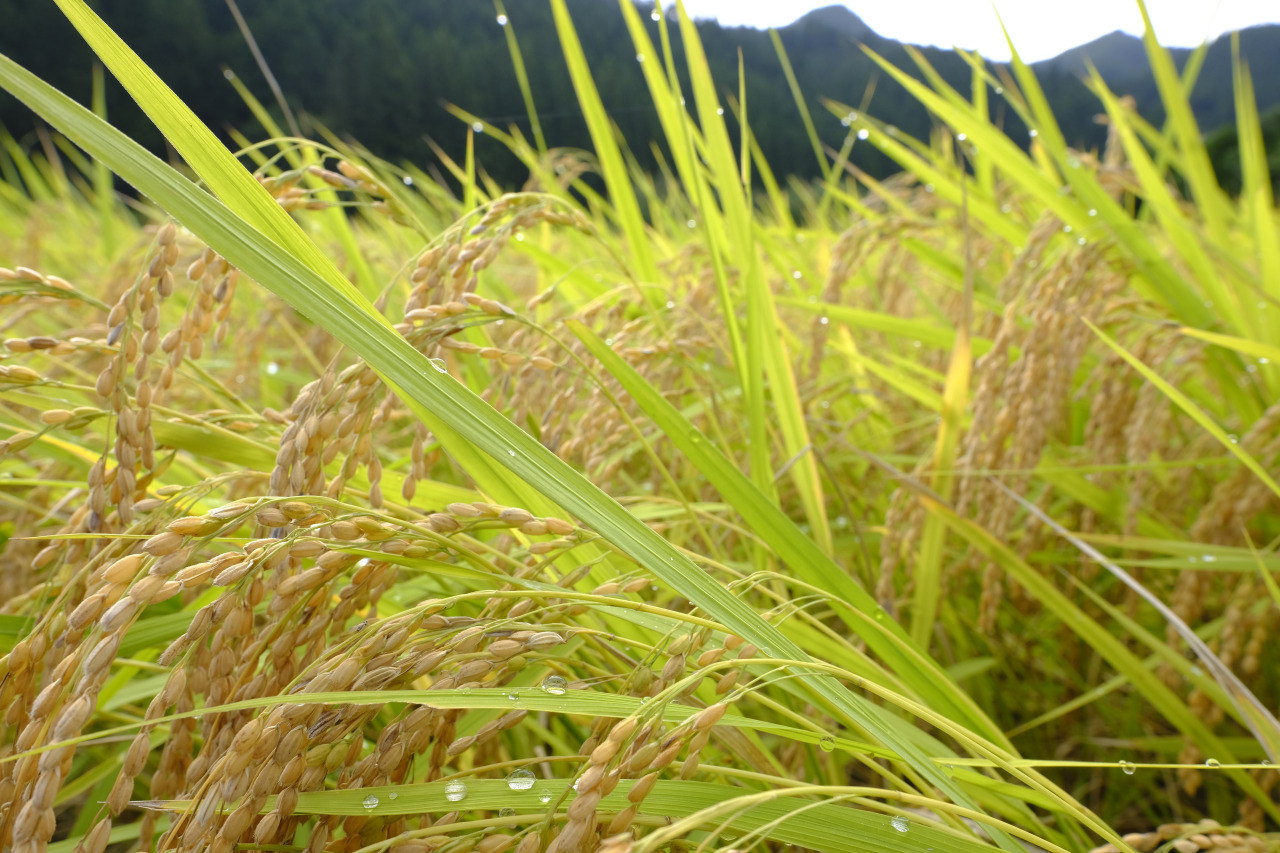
[541,675,567,695]
[891,816,910,833]
[819,736,835,752]
[445,780,468,802]
[362,795,380,810]
[507,769,536,791]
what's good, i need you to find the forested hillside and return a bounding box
[1,0,1277,190]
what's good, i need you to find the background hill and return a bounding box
[1,0,1277,192]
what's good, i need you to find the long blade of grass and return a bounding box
[993,479,1280,762]
[1231,41,1280,346]
[141,779,1010,853]
[568,318,1010,748]
[911,187,973,646]
[1084,318,1280,500]
[1133,0,1230,241]
[549,0,657,285]
[768,28,826,176]
[493,0,546,155]
[917,484,1279,819]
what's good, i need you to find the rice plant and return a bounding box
[0,2,1277,853]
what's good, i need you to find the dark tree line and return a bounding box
[1,0,1277,193]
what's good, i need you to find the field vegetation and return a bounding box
[0,2,1278,853]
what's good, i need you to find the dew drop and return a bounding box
[445,780,468,802]
[716,107,725,116]
[539,790,553,804]
[428,358,448,374]
[507,450,516,457]
[819,736,835,752]
[857,129,870,140]
[1088,208,1097,217]
[665,300,676,309]
[687,219,697,229]
[507,692,519,701]
[1120,760,1135,775]
[1262,759,1272,766]
[792,270,802,280]
[362,794,380,810]
[1029,128,1039,138]
[651,9,661,21]
[1205,758,1221,768]
[541,675,567,695]
[266,362,280,375]
[500,807,517,817]
[507,768,536,791]
[636,53,645,63]
[388,791,399,800]
[403,176,414,186]
[995,86,1003,94]
[496,13,508,25]
[1201,554,1216,562]
[891,816,910,833]
[818,317,829,325]
[956,133,967,141]
[472,122,484,134]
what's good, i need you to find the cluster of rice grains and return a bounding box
[831,150,1279,827]
[1090,819,1275,853]
[0,170,761,853]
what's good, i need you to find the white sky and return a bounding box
[674,0,1280,62]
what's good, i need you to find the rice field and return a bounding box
[0,2,1278,853]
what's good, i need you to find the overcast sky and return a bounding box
[673,0,1280,62]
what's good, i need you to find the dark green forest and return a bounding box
[2,0,1278,192]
